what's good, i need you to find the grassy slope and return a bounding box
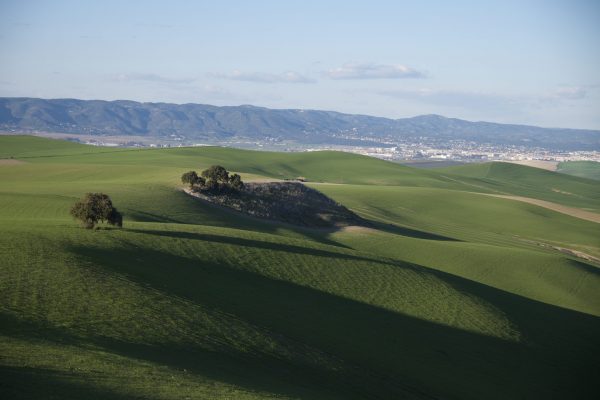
[315,184,600,315]
[0,135,130,158]
[439,161,600,211]
[557,160,600,181]
[1,136,599,399]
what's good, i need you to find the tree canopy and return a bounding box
[183,165,243,193]
[70,193,123,229]
[181,171,204,189]
[229,173,244,190]
[201,165,229,184]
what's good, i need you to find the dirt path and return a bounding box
[475,193,600,224]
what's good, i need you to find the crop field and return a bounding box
[1,136,599,399]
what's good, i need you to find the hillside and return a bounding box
[557,161,600,181]
[439,162,600,211]
[1,136,599,399]
[2,97,600,149]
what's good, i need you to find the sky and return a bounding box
[1,0,599,129]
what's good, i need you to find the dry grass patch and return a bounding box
[0,159,26,166]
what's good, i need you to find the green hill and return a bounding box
[1,136,599,399]
[557,160,600,181]
[0,135,129,159]
[439,161,600,211]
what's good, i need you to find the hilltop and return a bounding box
[1,97,599,150]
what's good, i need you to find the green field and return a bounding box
[1,136,599,399]
[557,160,600,181]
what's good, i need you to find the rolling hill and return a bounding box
[1,136,599,399]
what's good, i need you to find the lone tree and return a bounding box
[70,193,123,229]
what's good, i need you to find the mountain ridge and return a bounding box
[1,97,599,150]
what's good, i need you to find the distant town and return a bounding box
[69,134,600,164]
[306,138,600,163]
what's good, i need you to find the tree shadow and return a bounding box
[128,188,460,248]
[125,209,182,224]
[169,189,353,249]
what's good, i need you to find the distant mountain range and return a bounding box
[1,97,598,150]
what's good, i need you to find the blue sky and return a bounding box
[1,0,599,128]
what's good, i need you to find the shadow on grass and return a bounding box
[124,228,407,267]
[567,259,600,277]
[351,203,461,242]
[367,220,461,241]
[128,188,460,247]
[52,244,600,399]
[126,210,182,224]
[0,366,134,400]
[126,188,352,249]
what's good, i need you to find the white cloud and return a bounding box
[112,73,194,84]
[325,63,425,79]
[551,86,587,100]
[212,70,316,84]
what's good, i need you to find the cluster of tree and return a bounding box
[70,193,123,229]
[181,165,244,192]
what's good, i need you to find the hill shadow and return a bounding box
[0,314,358,400]
[172,189,354,248]
[0,313,141,399]
[0,365,136,400]
[366,220,461,241]
[131,188,459,247]
[57,244,600,399]
[124,227,407,268]
[568,258,600,276]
